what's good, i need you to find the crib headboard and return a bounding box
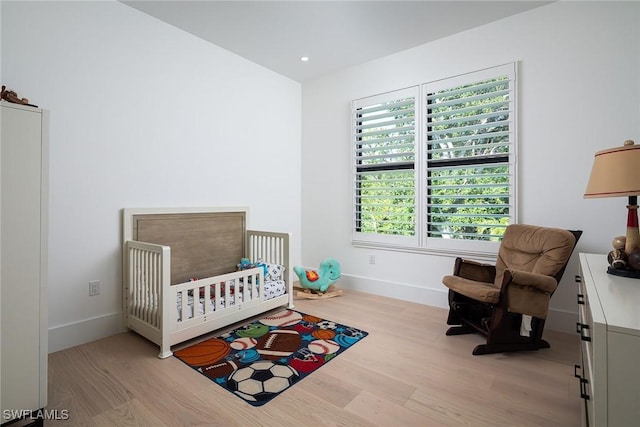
[123,207,248,285]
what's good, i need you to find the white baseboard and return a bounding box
[48,312,122,354]
[339,274,449,309]
[339,274,577,334]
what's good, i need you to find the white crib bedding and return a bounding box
[177,280,286,322]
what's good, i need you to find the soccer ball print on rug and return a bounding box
[174,310,368,406]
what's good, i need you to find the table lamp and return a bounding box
[584,140,640,278]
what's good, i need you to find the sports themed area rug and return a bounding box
[174,309,368,406]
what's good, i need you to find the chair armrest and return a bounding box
[503,269,558,319]
[506,269,558,294]
[454,258,496,283]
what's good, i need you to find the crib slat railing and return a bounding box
[254,270,262,301]
[172,267,263,324]
[152,250,159,325]
[202,283,211,314]
[225,279,232,307]
[247,230,289,268]
[244,274,250,302]
[247,230,290,290]
[125,241,169,330]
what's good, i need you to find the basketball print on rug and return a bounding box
[174,310,368,406]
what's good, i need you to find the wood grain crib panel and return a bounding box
[132,211,246,285]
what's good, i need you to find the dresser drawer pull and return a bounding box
[577,294,585,305]
[576,323,592,341]
[579,377,590,400]
[575,275,582,283]
[574,364,582,379]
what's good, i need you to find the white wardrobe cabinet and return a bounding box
[1,101,49,426]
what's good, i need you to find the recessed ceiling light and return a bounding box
[300,56,310,62]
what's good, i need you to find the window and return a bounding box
[352,63,516,255]
[353,87,419,248]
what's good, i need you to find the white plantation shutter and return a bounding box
[424,63,516,249]
[352,87,419,246]
[352,63,517,255]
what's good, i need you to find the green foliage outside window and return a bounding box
[357,171,415,236]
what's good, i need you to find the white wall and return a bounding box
[1,1,302,352]
[301,1,640,333]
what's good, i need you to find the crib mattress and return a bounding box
[177,280,286,322]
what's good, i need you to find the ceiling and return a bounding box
[122,1,551,82]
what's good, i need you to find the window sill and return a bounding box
[351,240,499,263]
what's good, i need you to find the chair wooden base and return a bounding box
[446,317,552,355]
[472,339,551,355]
[445,325,476,336]
[446,291,551,356]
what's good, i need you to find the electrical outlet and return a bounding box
[89,280,100,296]
[369,255,376,265]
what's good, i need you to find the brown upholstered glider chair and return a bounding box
[442,224,582,355]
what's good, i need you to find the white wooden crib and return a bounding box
[122,207,294,358]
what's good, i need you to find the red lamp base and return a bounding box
[624,195,640,253]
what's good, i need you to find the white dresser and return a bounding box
[576,253,640,427]
[1,101,49,425]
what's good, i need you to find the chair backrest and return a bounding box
[494,224,579,288]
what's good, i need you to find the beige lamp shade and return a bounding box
[584,140,640,198]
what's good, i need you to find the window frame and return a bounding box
[352,63,517,257]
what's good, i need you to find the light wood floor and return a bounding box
[46,291,581,426]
